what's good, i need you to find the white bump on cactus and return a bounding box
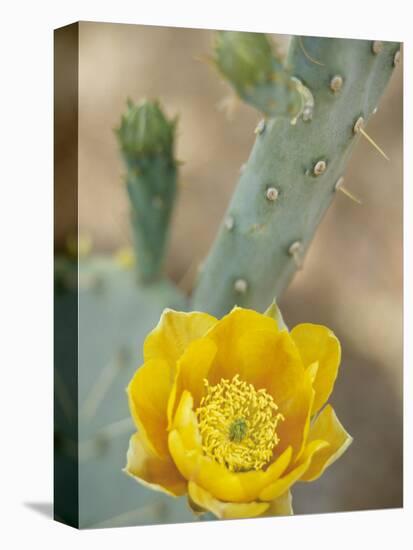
[224,215,235,231]
[266,187,279,202]
[335,176,345,191]
[330,75,344,93]
[254,119,266,135]
[288,241,304,269]
[372,41,383,54]
[234,278,248,293]
[290,77,314,124]
[313,160,327,176]
[393,50,401,66]
[353,116,365,134]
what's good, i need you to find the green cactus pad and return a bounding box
[55,255,193,527]
[193,36,400,317]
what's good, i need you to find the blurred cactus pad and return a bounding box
[54,256,190,527]
[54,30,400,527]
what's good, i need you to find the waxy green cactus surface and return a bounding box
[55,256,191,527]
[192,35,400,317]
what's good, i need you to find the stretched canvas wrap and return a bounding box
[54,21,403,529]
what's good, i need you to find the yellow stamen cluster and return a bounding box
[196,374,284,472]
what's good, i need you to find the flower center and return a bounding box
[196,374,284,472]
[229,418,248,443]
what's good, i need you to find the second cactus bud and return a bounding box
[116,99,178,284]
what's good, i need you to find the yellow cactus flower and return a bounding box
[124,303,352,519]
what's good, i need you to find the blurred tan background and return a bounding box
[77,22,403,514]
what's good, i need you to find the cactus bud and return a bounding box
[116,99,178,283]
[213,31,302,118]
[117,99,176,159]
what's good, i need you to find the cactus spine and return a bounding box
[192,35,400,317]
[116,99,178,284]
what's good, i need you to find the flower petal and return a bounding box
[187,481,270,519]
[127,358,172,456]
[144,308,217,367]
[276,368,315,458]
[167,338,217,428]
[171,389,203,450]
[259,440,328,501]
[211,329,305,407]
[265,491,293,516]
[300,405,353,482]
[240,330,305,404]
[206,307,303,397]
[291,323,341,415]
[168,391,293,503]
[124,432,187,497]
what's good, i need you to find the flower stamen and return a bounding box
[196,374,284,472]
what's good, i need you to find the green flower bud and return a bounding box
[213,31,302,119]
[214,31,274,94]
[116,99,176,158]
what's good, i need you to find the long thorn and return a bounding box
[339,186,362,204]
[299,37,324,66]
[359,127,390,161]
[99,417,134,439]
[80,352,127,422]
[217,94,240,120]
